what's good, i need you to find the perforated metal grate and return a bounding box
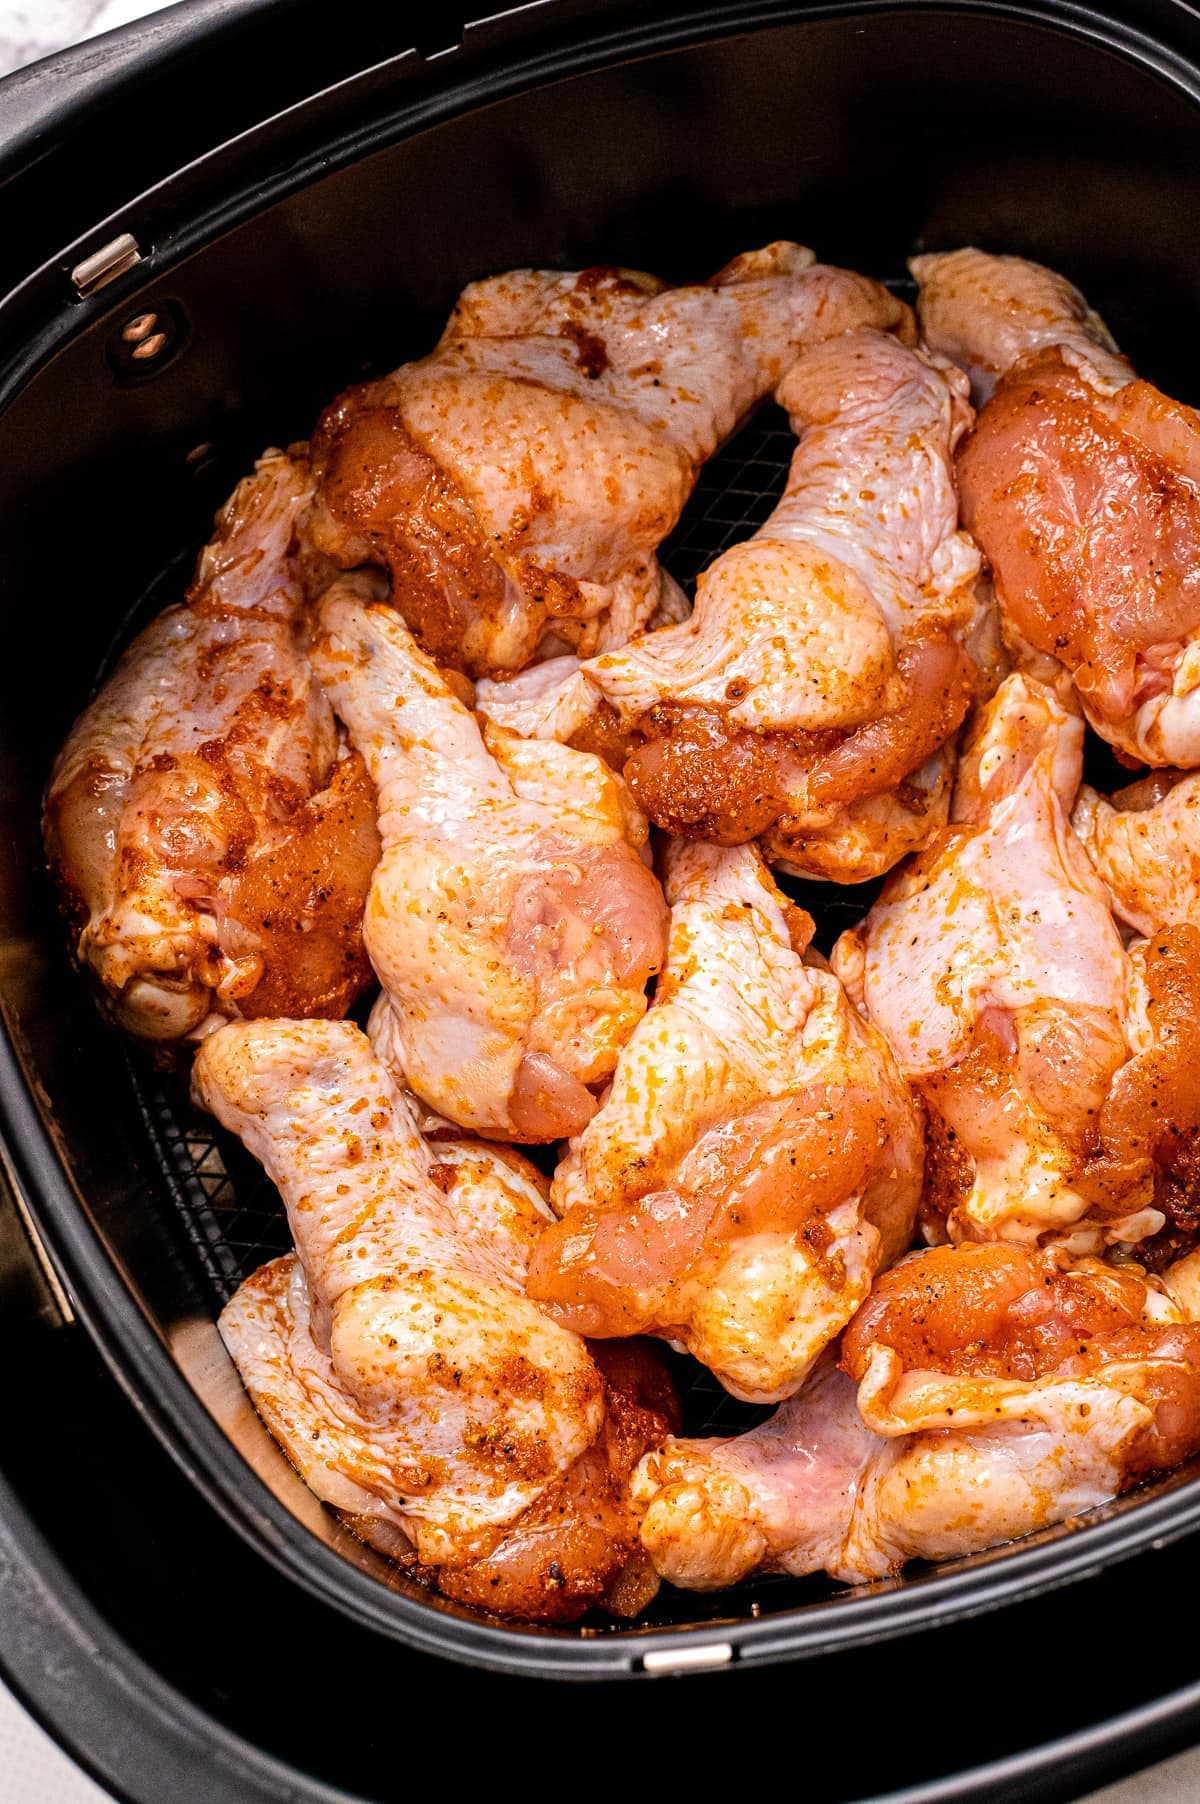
[659,402,794,594]
[131,1062,293,1300]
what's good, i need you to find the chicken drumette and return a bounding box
[832,672,1200,1259]
[44,451,379,1041]
[310,583,667,1140]
[309,245,910,678]
[916,246,1200,765]
[526,840,922,1401]
[485,329,990,881]
[635,1244,1200,1590]
[200,1018,676,1622]
[603,329,989,877]
[1074,768,1200,936]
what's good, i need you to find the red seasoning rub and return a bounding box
[916,246,1200,768]
[585,329,988,883]
[311,584,667,1142]
[44,450,379,1041]
[308,245,910,677]
[833,672,1200,1262]
[527,839,922,1403]
[634,1246,1200,1594]
[199,1018,677,1623]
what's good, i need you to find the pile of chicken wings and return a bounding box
[45,241,1200,1622]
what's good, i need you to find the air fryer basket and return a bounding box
[7,0,1200,1680]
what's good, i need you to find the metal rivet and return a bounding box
[121,312,159,343]
[105,298,186,385]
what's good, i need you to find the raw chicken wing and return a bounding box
[526,840,923,1401]
[44,451,379,1040]
[833,672,1200,1258]
[912,246,1128,405]
[916,247,1200,765]
[200,1018,677,1621]
[1074,769,1200,936]
[634,1244,1200,1590]
[309,246,911,676]
[582,329,986,879]
[310,584,667,1139]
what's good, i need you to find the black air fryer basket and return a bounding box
[6,1,1200,1797]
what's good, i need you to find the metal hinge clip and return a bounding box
[70,232,143,298]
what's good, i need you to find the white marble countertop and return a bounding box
[0,0,173,75]
[1,3,1199,1801]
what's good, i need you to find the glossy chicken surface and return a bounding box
[310,583,667,1139]
[477,654,605,749]
[833,673,1200,1259]
[526,840,923,1401]
[635,1244,1200,1590]
[309,246,910,678]
[917,247,1200,765]
[1074,769,1200,936]
[577,329,986,879]
[44,452,380,1040]
[911,246,1128,405]
[201,1018,676,1620]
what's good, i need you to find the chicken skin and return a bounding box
[916,247,1200,765]
[476,654,608,750]
[525,841,923,1402]
[1074,769,1200,936]
[911,246,1128,406]
[310,583,667,1140]
[44,451,380,1041]
[200,1018,677,1622]
[833,673,1200,1259]
[552,329,985,880]
[634,1244,1200,1591]
[308,245,911,678]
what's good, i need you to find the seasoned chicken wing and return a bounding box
[477,655,604,748]
[199,1018,676,1621]
[571,329,985,879]
[635,1244,1200,1590]
[525,840,922,1401]
[44,451,380,1040]
[309,246,911,677]
[1074,769,1200,936]
[833,672,1200,1258]
[310,584,667,1140]
[916,247,1200,765]
[911,246,1128,405]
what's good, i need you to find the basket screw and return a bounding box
[105,299,186,384]
[121,311,159,343]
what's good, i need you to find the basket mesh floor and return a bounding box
[119,397,896,1621]
[660,403,797,589]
